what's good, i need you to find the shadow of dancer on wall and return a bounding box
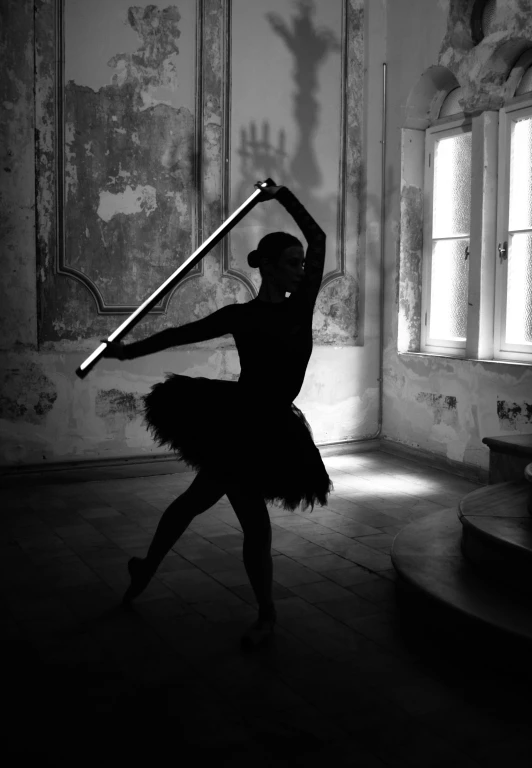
[236,0,340,214]
[234,1,364,339]
[267,0,341,191]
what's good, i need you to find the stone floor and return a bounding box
[2,451,531,766]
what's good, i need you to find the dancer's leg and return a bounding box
[225,483,275,621]
[144,469,225,571]
[124,468,225,602]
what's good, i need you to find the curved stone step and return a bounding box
[482,434,532,484]
[391,508,532,648]
[526,463,532,514]
[459,481,532,594]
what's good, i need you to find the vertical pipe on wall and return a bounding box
[377,61,387,436]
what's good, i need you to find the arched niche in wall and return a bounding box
[503,47,532,102]
[403,66,460,131]
[398,66,460,353]
[459,39,532,114]
[481,38,532,84]
[471,0,507,44]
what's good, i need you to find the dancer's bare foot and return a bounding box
[122,557,154,604]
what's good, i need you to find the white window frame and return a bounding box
[494,98,532,363]
[421,117,472,356]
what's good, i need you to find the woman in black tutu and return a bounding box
[102,182,333,648]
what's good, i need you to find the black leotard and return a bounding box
[123,187,326,405]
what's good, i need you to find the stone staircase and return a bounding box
[391,433,532,666]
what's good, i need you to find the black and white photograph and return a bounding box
[1,0,531,764]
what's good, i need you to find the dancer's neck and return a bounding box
[257,283,288,303]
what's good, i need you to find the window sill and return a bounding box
[398,351,532,368]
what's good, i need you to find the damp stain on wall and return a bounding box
[316,273,359,343]
[95,388,145,439]
[95,388,144,421]
[0,362,57,424]
[416,392,458,426]
[497,398,532,430]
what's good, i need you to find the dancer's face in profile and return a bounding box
[265,245,305,294]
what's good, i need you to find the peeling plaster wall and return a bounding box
[1,0,381,467]
[0,0,37,349]
[42,1,198,339]
[383,0,532,474]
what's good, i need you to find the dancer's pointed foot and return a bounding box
[241,611,276,651]
[122,557,154,604]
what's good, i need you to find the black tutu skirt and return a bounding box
[143,373,333,511]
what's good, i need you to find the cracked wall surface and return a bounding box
[1,0,373,466]
[0,362,57,424]
[42,2,197,341]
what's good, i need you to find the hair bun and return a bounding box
[247,250,260,268]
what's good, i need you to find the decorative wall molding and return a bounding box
[220,0,256,298]
[322,0,348,292]
[37,0,358,338]
[53,0,204,316]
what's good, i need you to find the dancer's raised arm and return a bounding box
[257,184,326,305]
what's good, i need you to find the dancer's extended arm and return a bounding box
[102,304,236,360]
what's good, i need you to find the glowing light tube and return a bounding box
[76,180,272,379]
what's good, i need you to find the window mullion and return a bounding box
[420,132,435,352]
[494,108,510,359]
[465,111,498,360]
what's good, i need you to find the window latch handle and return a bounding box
[498,241,508,263]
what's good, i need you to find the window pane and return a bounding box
[432,132,472,239]
[509,116,532,231]
[430,238,469,340]
[506,233,532,345]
